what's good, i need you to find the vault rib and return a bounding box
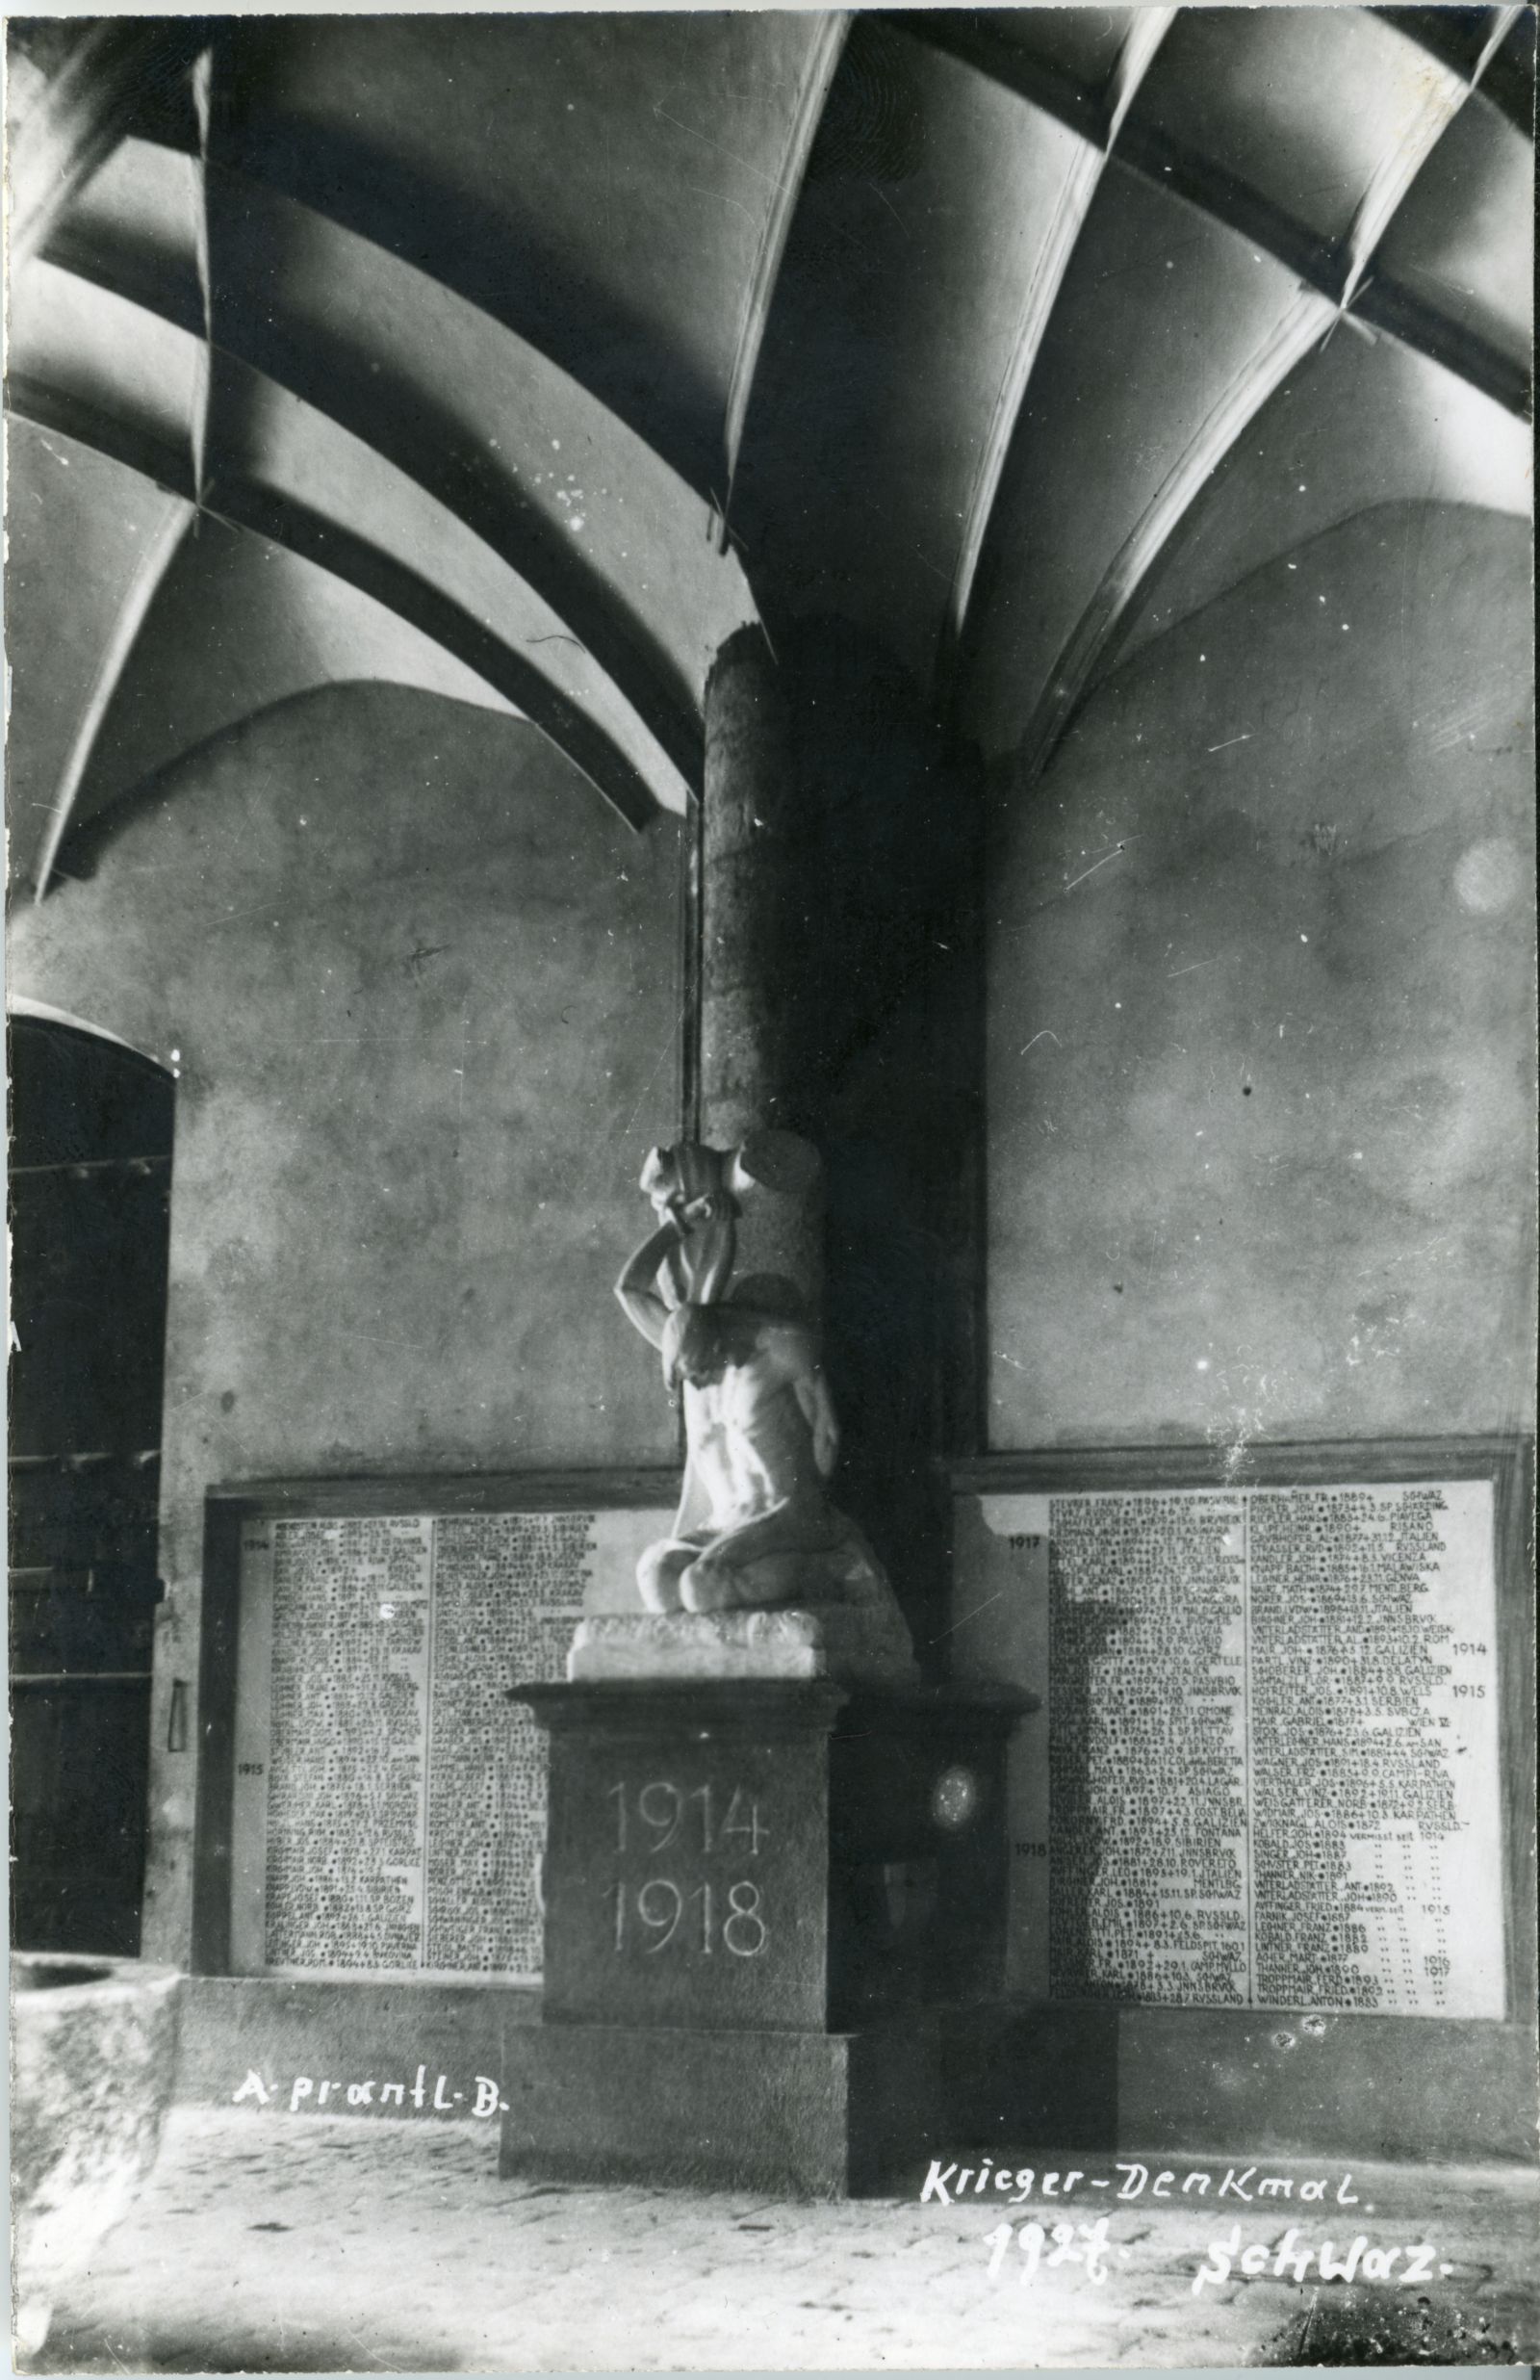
[7,18,209,268]
[722,13,853,503]
[894,9,1531,420]
[1008,287,1338,790]
[30,492,196,904]
[979,10,1524,788]
[40,211,708,800]
[942,11,1176,682]
[7,375,662,855]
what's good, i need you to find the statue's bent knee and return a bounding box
[637,1541,693,1613]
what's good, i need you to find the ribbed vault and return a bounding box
[5,7,1533,898]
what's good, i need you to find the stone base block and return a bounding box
[520,1679,1032,2034]
[499,2012,977,2198]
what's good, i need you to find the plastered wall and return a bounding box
[8,685,683,1958]
[986,502,1535,1455]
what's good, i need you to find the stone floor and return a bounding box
[26,2110,1540,2374]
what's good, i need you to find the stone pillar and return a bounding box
[699,624,804,1146]
[696,618,986,1655]
[698,625,823,1312]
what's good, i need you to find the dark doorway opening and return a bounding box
[9,1012,174,1954]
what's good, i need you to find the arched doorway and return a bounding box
[9,1009,174,1953]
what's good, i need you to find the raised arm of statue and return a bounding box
[614,1217,683,1350]
[803,1363,839,1480]
[671,1190,736,1304]
[638,1145,738,1306]
[776,1324,838,1479]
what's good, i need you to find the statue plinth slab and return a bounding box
[500,1676,1036,2194]
[566,1606,919,1686]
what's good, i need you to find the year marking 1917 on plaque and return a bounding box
[604,1780,769,1958]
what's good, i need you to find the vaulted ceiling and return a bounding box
[6,7,1533,898]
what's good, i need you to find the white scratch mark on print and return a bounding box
[930,1589,1005,1644]
[652,105,794,202]
[912,548,954,588]
[1203,1408,1261,1484]
[1019,1030,1062,1055]
[867,179,908,231]
[1207,733,1253,753]
[329,1325,430,1352]
[1062,841,1130,893]
[1168,956,1228,978]
[674,179,761,229]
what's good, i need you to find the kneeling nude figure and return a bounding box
[615,1177,877,1616]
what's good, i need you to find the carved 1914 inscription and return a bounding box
[229,1506,672,1977]
[953,1481,1505,2018]
[603,1779,770,1959]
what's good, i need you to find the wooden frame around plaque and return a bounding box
[191,1469,680,1978]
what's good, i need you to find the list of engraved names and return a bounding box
[1049,1496,1248,2008]
[260,1513,594,1974]
[980,1481,1503,2018]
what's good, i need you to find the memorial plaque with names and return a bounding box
[229,1505,672,1977]
[950,1480,1506,2018]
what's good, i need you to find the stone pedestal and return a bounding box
[500,1677,1034,2196]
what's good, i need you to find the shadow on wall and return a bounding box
[7,683,686,1964]
[986,500,1535,1453]
[9,683,686,1504]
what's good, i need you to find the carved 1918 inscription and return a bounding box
[603,1779,770,1959]
[229,1505,672,1977]
[953,1481,1505,2018]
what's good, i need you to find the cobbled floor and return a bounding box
[25,2108,1540,2374]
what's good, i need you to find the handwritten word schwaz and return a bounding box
[1193,2224,1449,2294]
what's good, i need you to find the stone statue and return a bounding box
[598,1138,916,1679]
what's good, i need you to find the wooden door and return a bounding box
[9,1016,173,1954]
